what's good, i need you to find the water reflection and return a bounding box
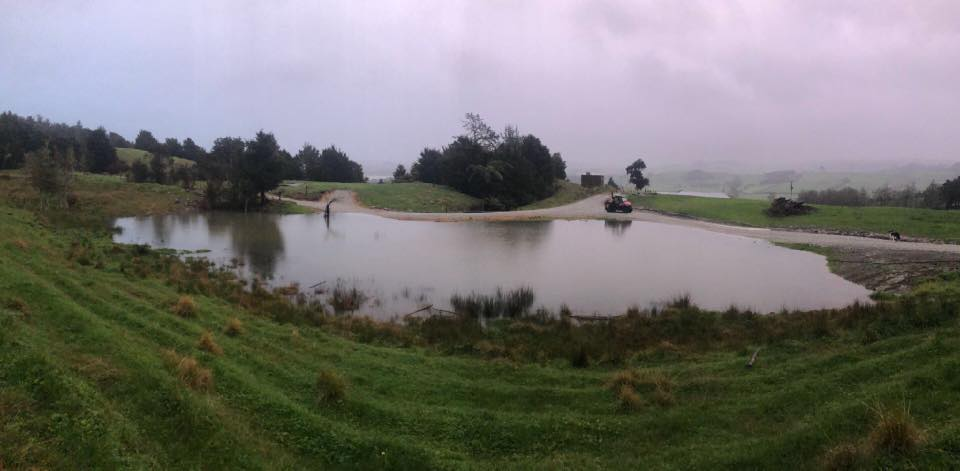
[604,219,632,236]
[113,212,873,319]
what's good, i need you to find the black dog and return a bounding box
[889,231,901,241]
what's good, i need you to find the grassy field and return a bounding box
[280,180,605,213]
[518,181,608,210]
[4,174,960,468]
[279,181,483,212]
[117,147,195,168]
[3,204,960,469]
[631,193,960,242]
[1,170,195,230]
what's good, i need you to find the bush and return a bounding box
[604,368,675,409]
[316,369,347,403]
[868,403,923,455]
[224,317,244,337]
[172,295,197,318]
[820,443,865,470]
[197,331,223,355]
[162,350,214,392]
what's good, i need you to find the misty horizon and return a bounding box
[2,1,959,172]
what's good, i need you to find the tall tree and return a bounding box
[85,127,118,173]
[626,158,649,191]
[181,137,205,161]
[393,164,408,181]
[942,177,960,210]
[200,137,244,209]
[411,148,443,184]
[298,143,323,180]
[134,130,161,153]
[240,131,284,207]
[108,131,130,148]
[462,113,500,151]
[163,137,183,157]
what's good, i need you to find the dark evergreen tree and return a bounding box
[85,127,118,173]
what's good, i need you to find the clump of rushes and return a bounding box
[868,403,923,455]
[604,368,676,410]
[197,330,223,355]
[316,369,347,403]
[820,443,865,471]
[224,317,244,337]
[162,349,214,392]
[172,295,197,318]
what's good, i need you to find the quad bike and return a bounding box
[604,193,633,213]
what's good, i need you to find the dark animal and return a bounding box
[889,231,901,241]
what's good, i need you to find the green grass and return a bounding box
[1,170,195,230]
[279,181,482,212]
[518,181,607,210]
[3,208,960,469]
[280,180,604,213]
[117,147,195,168]
[4,174,960,468]
[632,193,960,242]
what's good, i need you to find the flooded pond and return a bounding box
[113,212,872,319]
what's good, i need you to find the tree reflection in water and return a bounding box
[206,212,285,276]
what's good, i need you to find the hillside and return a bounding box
[2,174,960,469]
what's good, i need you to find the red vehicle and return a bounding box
[604,193,633,213]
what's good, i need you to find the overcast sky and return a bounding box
[2,0,959,172]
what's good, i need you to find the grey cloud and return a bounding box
[1,0,958,173]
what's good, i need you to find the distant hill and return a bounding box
[647,166,960,199]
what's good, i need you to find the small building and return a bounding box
[580,172,604,188]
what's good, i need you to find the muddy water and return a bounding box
[113,212,872,319]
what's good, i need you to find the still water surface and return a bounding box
[113,212,872,318]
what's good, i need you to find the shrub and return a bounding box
[2,297,29,315]
[570,345,590,368]
[316,369,347,403]
[197,331,223,355]
[868,403,923,455]
[162,349,214,392]
[329,280,366,312]
[172,295,197,318]
[224,317,244,337]
[604,368,675,408]
[820,442,865,471]
[616,385,642,411]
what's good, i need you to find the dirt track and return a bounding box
[285,190,960,255]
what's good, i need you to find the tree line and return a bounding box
[799,180,960,209]
[406,113,567,210]
[1,110,367,211]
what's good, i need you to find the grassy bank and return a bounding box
[281,180,603,213]
[0,170,195,231]
[3,174,960,468]
[631,193,960,242]
[518,181,607,210]
[279,181,482,212]
[4,206,960,468]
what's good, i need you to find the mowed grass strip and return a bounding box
[631,193,960,242]
[280,180,482,212]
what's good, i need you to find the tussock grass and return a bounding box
[3,296,29,315]
[315,369,347,403]
[171,295,197,318]
[162,349,214,392]
[605,368,676,410]
[820,442,866,470]
[329,280,366,312]
[868,403,923,455]
[450,286,535,319]
[12,238,29,249]
[223,317,244,337]
[197,330,224,356]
